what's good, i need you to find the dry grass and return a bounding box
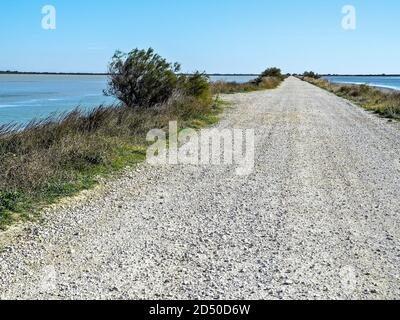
[304,77,400,119]
[211,76,283,95]
[0,93,221,228]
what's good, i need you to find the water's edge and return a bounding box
[1,75,399,125]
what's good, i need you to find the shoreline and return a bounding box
[0,72,261,77]
[372,85,399,93]
[3,71,400,77]
[327,81,399,93]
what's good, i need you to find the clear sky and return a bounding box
[1,0,399,74]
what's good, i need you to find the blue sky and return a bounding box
[1,0,399,74]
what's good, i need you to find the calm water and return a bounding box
[324,76,400,91]
[0,75,116,125]
[209,75,256,83]
[0,74,255,125]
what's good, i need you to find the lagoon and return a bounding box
[0,75,116,125]
[0,74,256,125]
[324,75,400,91]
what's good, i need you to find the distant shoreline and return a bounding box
[1,70,400,77]
[0,72,261,76]
[322,79,400,92]
[1,71,400,77]
[322,74,400,77]
[0,71,109,76]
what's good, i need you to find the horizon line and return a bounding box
[1,71,400,77]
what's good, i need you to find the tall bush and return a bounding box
[104,48,180,108]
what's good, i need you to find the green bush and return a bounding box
[261,67,282,78]
[302,71,320,79]
[105,48,181,108]
[178,72,211,101]
[254,67,283,85]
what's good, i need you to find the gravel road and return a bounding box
[1,77,400,300]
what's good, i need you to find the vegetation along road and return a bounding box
[1,77,400,299]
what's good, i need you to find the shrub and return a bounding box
[104,48,181,108]
[260,67,283,78]
[254,67,283,85]
[178,72,211,102]
[302,71,320,79]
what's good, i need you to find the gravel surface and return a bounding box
[1,77,400,300]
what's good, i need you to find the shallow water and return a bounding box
[324,76,400,91]
[0,75,116,125]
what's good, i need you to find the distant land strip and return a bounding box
[0,71,261,76]
[1,71,400,77]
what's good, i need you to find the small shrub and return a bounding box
[260,67,283,78]
[302,71,320,79]
[178,72,211,102]
[254,67,283,85]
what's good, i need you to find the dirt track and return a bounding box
[1,77,400,300]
